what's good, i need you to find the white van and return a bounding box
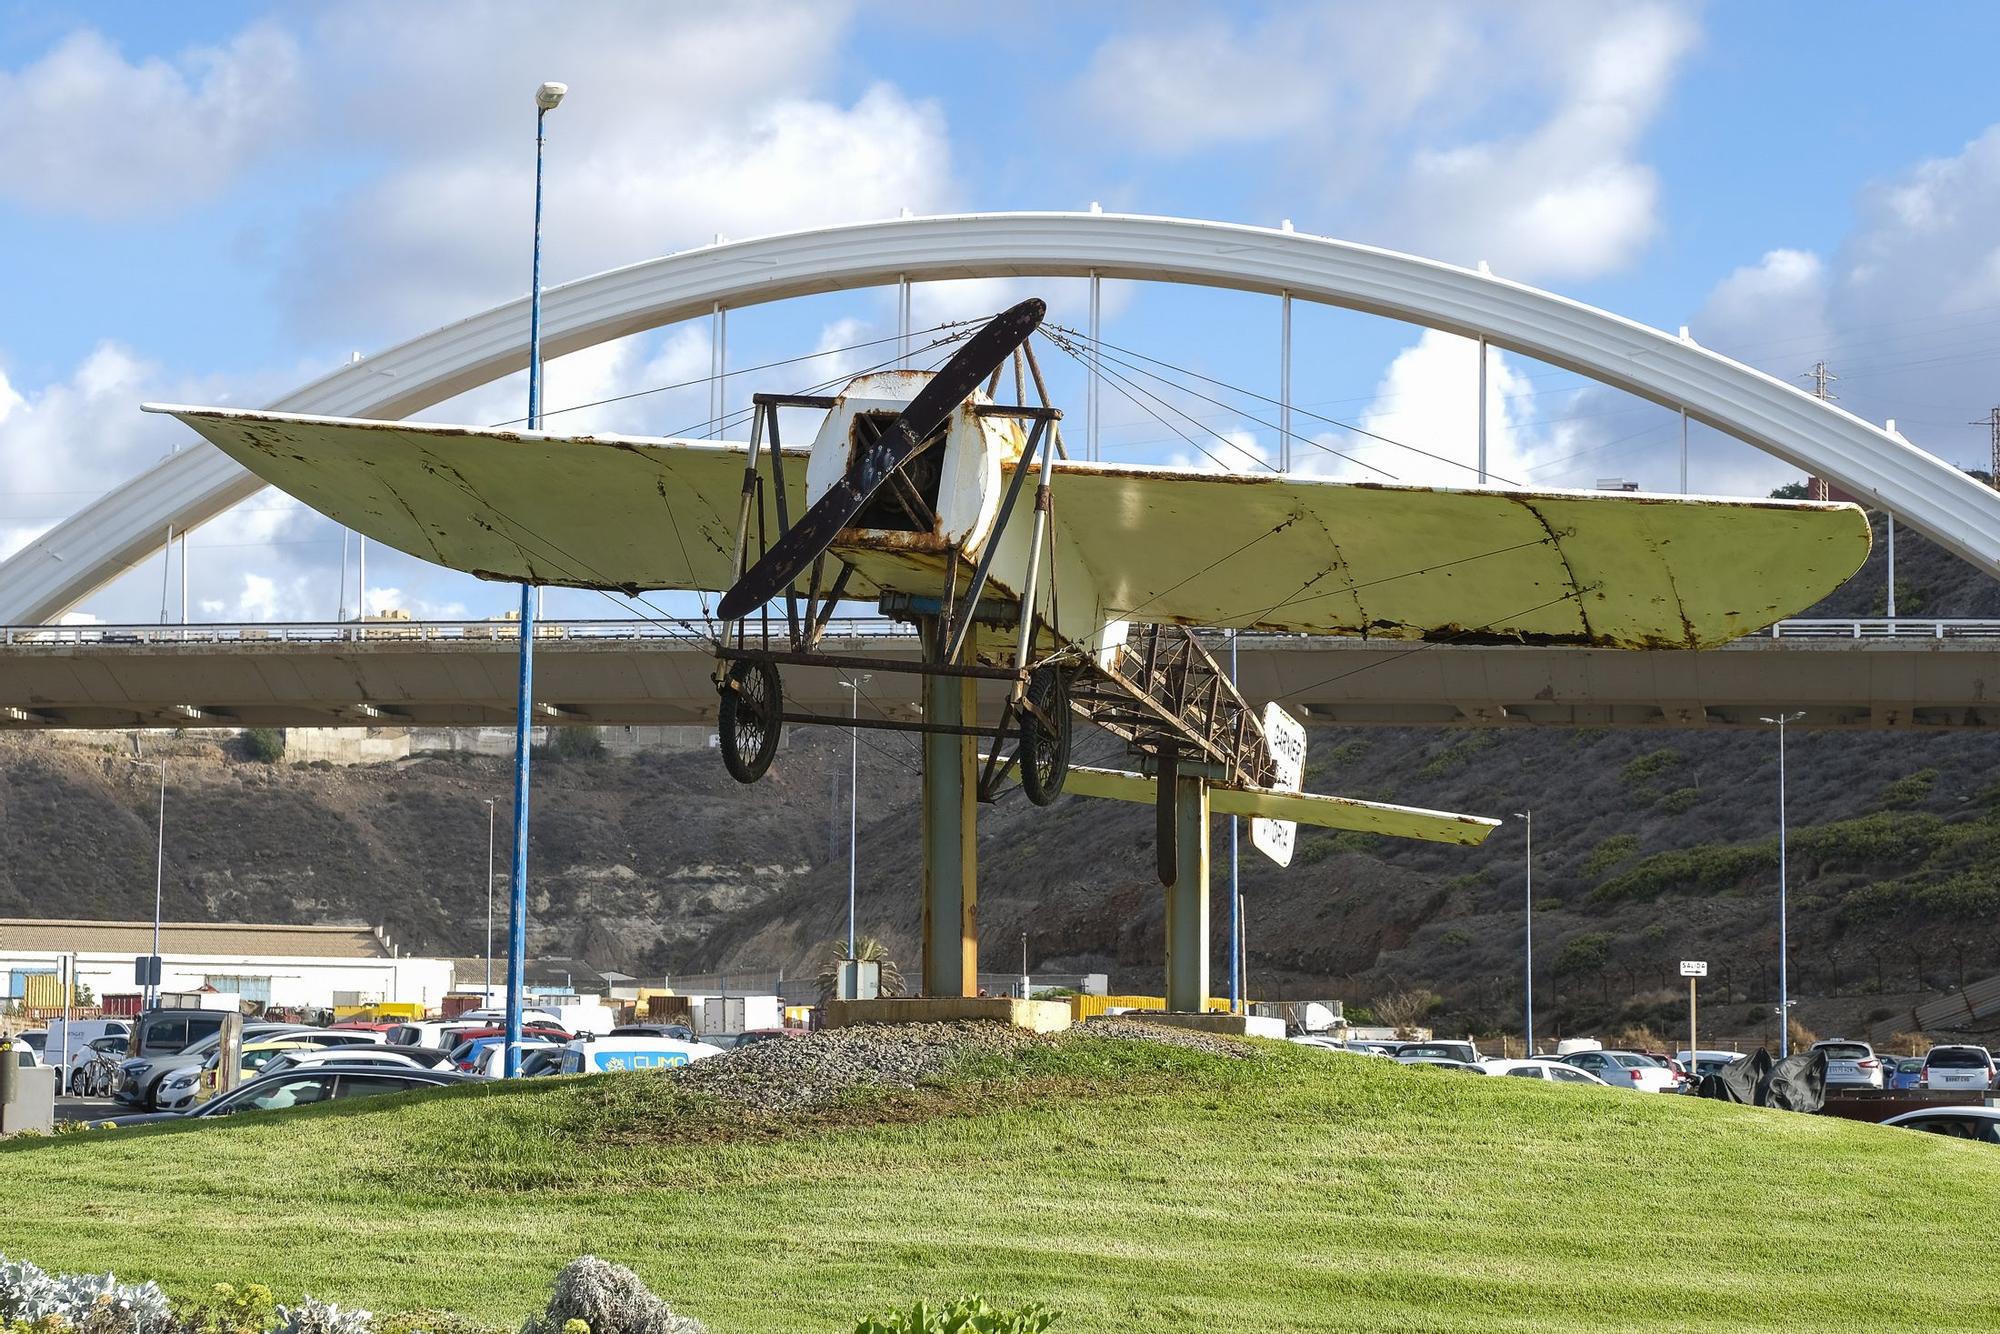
[559,1035,723,1075]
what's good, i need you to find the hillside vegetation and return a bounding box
[3,1030,1998,1332]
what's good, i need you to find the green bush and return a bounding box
[1582,834,1640,877]
[1592,842,1775,903]
[1618,748,1681,787]
[240,728,285,763]
[852,1296,1059,1333]
[176,1282,278,1334]
[1417,732,1497,779]
[1657,786,1700,815]
[1552,933,1612,980]
[1879,769,1938,810]
[1440,928,1473,948]
[537,729,607,763]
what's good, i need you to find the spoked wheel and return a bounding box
[1018,666,1072,807]
[719,658,783,783]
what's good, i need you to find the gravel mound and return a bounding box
[664,1018,1251,1115]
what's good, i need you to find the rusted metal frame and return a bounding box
[884,466,936,531]
[969,404,1062,421]
[975,699,1022,803]
[714,645,1016,680]
[936,551,962,662]
[1091,657,1238,769]
[762,406,801,646]
[804,562,855,650]
[1009,417,1061,703]
[751,391,839,410]
[782,710,1005,739]
[1019,338,1070,459]
[943,417,1048,667]
[713,401,770,669]
[802,553,827,647]
[754,472,771,652]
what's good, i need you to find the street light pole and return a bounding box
[127,758,167,1009]
[1228,629,1241,1013]
[484,797,496,1003]
[505,79,565,1080]
[1760,711,1804,1057]
[1515,809,1533,1054]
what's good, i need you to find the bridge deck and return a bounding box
[4,619,1998,731]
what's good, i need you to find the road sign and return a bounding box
[1250,703,1306,867]
[134,955,162,986]
[1680,960,1708,977]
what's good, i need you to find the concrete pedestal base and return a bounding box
[1115,1011,1286,1040]
[824,996,1073,1034]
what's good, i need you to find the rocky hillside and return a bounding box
[4,512,1998,1042]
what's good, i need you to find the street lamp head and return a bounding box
[536,81,568,111]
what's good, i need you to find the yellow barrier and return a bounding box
[332,1002,424,1022]
[1068,994,1236,1021]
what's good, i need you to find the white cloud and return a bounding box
[1335,331,1577,488]
[1077,1,1697,283]
[288,5,953,343]
[1683,125,2000,487]
[0,25,301,218]
[1383,3,1697,281]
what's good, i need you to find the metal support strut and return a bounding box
[1163,772,1211,1013]
[920,622,979,997]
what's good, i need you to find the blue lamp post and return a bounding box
[505,79,565,1078]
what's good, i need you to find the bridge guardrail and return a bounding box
[8,617,2000,648]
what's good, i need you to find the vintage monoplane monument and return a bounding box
[151,296,1871,1012]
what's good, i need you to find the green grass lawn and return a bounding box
[3,1035,1996,1332]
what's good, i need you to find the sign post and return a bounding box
[1681,960,1707,1079]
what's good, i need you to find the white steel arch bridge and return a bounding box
[7,210,1998,626]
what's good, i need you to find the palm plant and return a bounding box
[817,935,905,1002]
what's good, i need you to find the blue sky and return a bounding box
[5,2,2000,624]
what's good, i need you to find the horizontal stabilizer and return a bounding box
[983,758,1499,846]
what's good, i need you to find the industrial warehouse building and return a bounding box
[0,918,455,1013]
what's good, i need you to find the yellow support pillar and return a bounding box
[920,626,978,996]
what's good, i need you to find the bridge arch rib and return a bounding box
[6,210,1995,623]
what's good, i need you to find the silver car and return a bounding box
[1920,1045,1996,1091]
[1810,1039,1885,1090]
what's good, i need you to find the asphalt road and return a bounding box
[56,1095,120,1123]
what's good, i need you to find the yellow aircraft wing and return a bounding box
[996,761,1498,845]
[151,406,1869,648]
[1035,460,1871,649]
[146,406,809,594]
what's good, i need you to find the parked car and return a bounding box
[1881,1106,2000,1145]
[469,1043,566,1078]
[114,1021,304,1109]
[43,1021,131,1091]
[1920,1044,1997,1091]
[103,1063,480,1127]
[1485,1059,1609,1085]
[153,1038,325,1112]
[559,1035,723,1074]
[1394,1041,1482,1065]
[13,1031,48,1061]
[7,1043,38,1067]
[1558,1049,1678,1092]
[449,1033,559,1072]
[260,1046,456,1076]
[1888,1057,1926,1090]
[1810,1039,1886,1090]
[608,1023,698,1042]
[1395,1056,1489,1074]
[1678,1049,1748,1080]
